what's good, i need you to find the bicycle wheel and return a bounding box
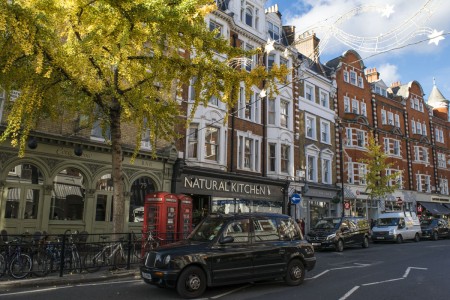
[67,250,82,274]
[9,253,32,279]
[86,251,103,273]
[113,248,127,270]
[32,251,52,277]
[0,253,6,278]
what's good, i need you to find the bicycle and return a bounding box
[0,236,33,279]
[31,230,82,277]
[132,230,162,260]
[85,235,127,272]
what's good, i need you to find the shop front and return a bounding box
[172,166,289,227]
[0,137,177,235]
[300,184,340,233]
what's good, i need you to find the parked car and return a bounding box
[140,212,316,299]
[421,218,450,240]
[371,211,421,243]
[305,216,370,252]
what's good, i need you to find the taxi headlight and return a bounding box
[163,255,171,265]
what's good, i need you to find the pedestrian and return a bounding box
[299,218,305,235]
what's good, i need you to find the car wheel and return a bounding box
[414,233,420,242]
[396,235,403,244]
[336,239,344,252]
[176,266,206,299]
[284,259,305,286]
[432,231,439,241]
[362,236,369,248]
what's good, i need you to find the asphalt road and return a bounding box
[1,239,450,300]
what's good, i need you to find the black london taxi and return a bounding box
[140,212,316,299]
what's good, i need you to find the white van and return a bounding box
[371,211,421,243]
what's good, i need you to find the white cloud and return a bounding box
[377,63,401,87]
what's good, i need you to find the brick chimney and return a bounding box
[390,81,402,88]
[295,31,320,63]
[365,68,380,83]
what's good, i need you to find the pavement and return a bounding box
[0,267,141,291]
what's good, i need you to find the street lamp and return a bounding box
[336,118,346,217]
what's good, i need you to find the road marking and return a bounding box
[340,266,427,299]
[209,284,253,299]
[0,286,72,297]
[338,286,360,300]
[403,267,427,278]
[307,263,371,280]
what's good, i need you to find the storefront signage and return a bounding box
[183,177,271,196]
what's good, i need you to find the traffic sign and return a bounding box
[291,193,302,204]
[344,201,350,210]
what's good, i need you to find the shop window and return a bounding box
[50,168,85,221]
[129,176,156,222]
[5,163,43,220]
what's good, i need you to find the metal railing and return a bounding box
[0,230,186,280]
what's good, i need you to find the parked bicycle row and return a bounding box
[0,229,178,280]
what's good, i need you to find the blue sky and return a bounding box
[267,0,450,100]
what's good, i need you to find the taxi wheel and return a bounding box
[396,235,403,244]
[285,259,305,286]
[176,266,206,299]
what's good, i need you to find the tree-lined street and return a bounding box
[2,240,449,299]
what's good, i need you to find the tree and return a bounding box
[0,0,287,233]
[359,133,401,201]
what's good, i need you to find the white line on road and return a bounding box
[209,284,253,299]
[403,267,427,278]
[339,266,428,299]
[362,277,404,286]
[338,286,360,300]
[0,286,72,297]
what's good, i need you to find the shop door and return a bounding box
[4,185,42,234]
[94,192,113,233]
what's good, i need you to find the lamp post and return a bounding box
[336,119,346,217]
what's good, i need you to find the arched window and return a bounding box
[245,7,253,26]
[50,168,85,221]
[129,176,156,222]
[95,174,113,221]
[5,163,43,219]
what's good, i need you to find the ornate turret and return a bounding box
[427,78,449,121]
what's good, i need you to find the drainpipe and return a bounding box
[230,33,238,173]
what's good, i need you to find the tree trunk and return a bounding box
[110,98,124,237]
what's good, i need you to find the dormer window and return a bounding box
[268,21,280,41]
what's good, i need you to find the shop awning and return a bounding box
[419,202,450,215]
[52,183,84,199]
[7,188,34,201]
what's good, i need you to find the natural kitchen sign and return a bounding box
[180,176,283,199]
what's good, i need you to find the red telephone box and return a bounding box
[177,194,193,240]
[144,192,178,242]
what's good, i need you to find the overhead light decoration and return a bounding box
[293,0,443,58]
[264,39,275,54]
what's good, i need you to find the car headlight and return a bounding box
[163,255,171,265]
[326,233,336,240]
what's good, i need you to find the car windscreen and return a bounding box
[314,218,340,230]
[188,217,225,242]
[377,218,399,227]
[421,219,437,226]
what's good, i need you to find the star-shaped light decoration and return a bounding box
[265,39,275,54]
[381,4,394,18]
[428,29,444,46]
[259,89,267,98]
[283,48,289,58]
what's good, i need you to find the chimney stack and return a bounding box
[390,81,402,88]
[365,68,380,83]
[295,31,320,63]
